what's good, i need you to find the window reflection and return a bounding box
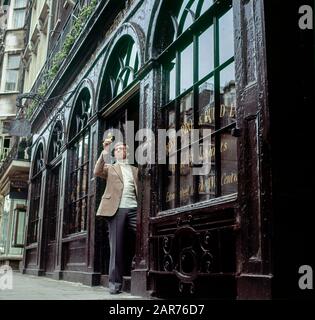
[198,134,216,201]
[198,80,215,128]
[219,9,234,65]
[199,26,214,80]
[179,92,194,206]
[220,62,236,128]
[81,198,87,231]
[166,59,176,102]
[67,90,90,234]
[160,2,237,210]
[199,0,214,16]
[220,132,238,195]
[180,43,193,93]
[178,0,191,22]
[179,0,198,34]
[81,166,87,197]
[166,105,176,210]
[106,38,139,102]
[83,134,89,164]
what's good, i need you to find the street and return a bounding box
[0,272,143,300]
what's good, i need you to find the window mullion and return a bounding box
[214,15,222,197]
[193,33,199,203]
[175,51,181,208]
[124,43,133,87]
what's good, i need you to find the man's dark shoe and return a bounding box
[109,289,122,294]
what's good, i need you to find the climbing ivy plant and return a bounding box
[27,0,98,119]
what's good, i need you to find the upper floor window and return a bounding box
[5,54,20,92]
[155,0,237,210]
[12,0,26,29]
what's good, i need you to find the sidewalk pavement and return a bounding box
[0,272,145,300]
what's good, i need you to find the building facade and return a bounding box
[0,0,30,270]
[20,0,314,299]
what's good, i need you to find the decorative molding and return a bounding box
[38,1,50,35]
[63,0,76,10]
[30,24,40,54]
[22,44,32,71]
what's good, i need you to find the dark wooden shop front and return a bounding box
[22,0,314,300]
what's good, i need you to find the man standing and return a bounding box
[94,138,138,294]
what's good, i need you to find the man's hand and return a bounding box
[102,138,112,155]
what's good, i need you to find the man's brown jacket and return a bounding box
[94,152,138,217]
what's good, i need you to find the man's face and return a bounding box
[114,145,127,160]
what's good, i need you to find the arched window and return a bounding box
[66,88,91,234]
[69,88,92,136]
[100,35,139,107]
[155,0,237,210]
[27,143,44,244]
[45,121,63,241]
[48,121,63,162]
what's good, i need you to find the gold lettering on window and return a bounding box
[199,104,236,125]
[221,172,238,185]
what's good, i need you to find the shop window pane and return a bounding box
[28,175,41,244]
[198,26,214,80]
[199,0,214,16]
[83,93,91,116]
[83,134,89,164]
[219,62,236,128]
[78,138,83,166]
[165,105,176,210]
[72,144,78,170]
[75,200,81,231]
[179,92,194,206]
[76,172,81,202]
[179,149,194,206]
[106,37,139,101]
[123,69,131,89]
[81,164,88,197]
[181,12,194,34]
[179,0,198,34]
[198,134,216,201]
[70,171,77,202]
[180,91,194,138]
[220,132,238,195]
[198,79,215,128]
[180,43,193,93]
[81,197,87,231]
[178,0,191,24]
[129,43,138,72]
[219,8,234,65]
[46,166,59,241]
[166,59,176,102]
[116,77,124,96]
